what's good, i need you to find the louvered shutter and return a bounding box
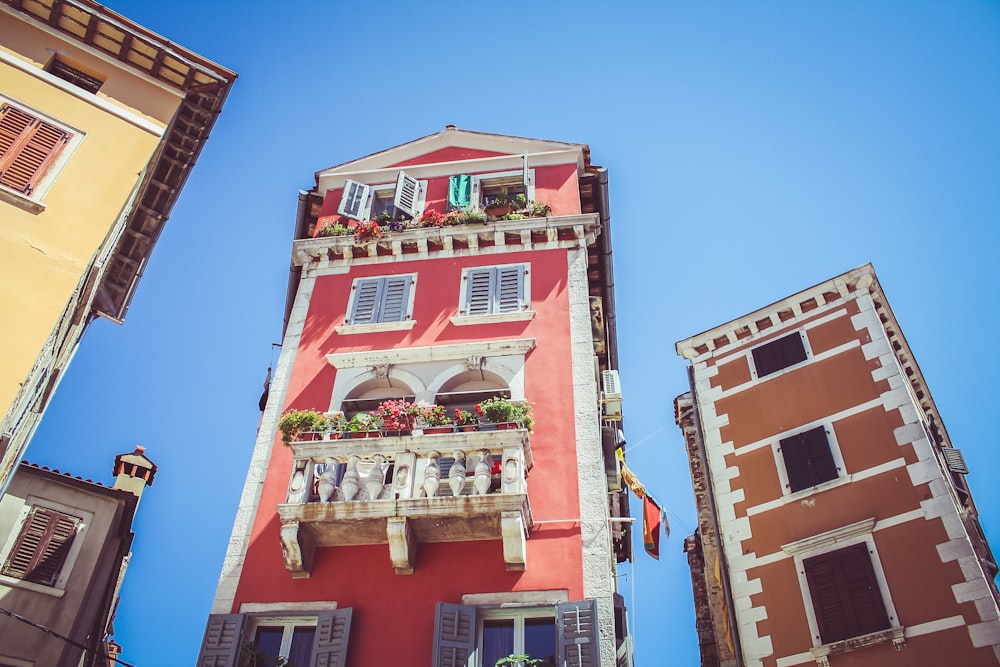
[464,268,494,315]
[943,448,969,474]
[2,506,80,586]
[432,603,476,667]
[804,543,889,644]
[0,104,70,195]
[752,332,807,377]
[557,599,599,667]
[780,426,836,492]
[348,279,383,324]
[337,180,370,220]
[310,608,352,667]
[196,613,247,667]
[379,276,411,322]
[495,266,525,313]
[394,171,421,218]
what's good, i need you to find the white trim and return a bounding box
[457,262,531,317]
[343,273,417,326]
[450,311,536,326]
[781,518,876,556]
[904,614,965,638]
[472,168,536,204]
[335,320,416,335]
[770,421,846,497]
[747,330,813,381]
[716,339,861,400]
[240,601,339,613]
[327,339,536,369]
[0,50,167,135]
[462,590,569,606]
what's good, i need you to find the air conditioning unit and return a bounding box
[601,370,623,421]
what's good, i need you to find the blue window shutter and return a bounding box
[495,266,525,312]
[432,602,476,667]
[196,614,246,667]
[464,268,494,315]
[557,599,599,667]
[310,607,353,667]
[380,277,411,322]
[349,279,383,324]
[338,180,370,220]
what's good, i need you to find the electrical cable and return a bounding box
[0,606,137,667]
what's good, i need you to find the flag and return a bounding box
[643,495,665,559]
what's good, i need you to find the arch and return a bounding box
[330,367,425,414]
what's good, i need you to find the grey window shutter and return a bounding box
[394,171,421,218]
[465,268,494,315]
[379,276,411,322]
[310,607,352,667]
[943,448,969,474]
[557,599,599,667]
[432,602,476,667]
[495,266,525,312]
[196,613,247,667]
[338,180,370,220]
[349,279,383,324]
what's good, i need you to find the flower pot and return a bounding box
[423,426,454,435]
[460,425,479,432]
[495,422,519,431]
[350,431,380,439]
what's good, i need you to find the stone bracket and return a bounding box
[279,521,315,579]
[501,510,527,571]
[387,516,416,575]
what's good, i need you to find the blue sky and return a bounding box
[24,1,1000,665]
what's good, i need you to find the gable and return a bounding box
[389,147,510,168]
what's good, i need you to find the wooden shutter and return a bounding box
[464,268,494,315]
[310,608,352,667]
[780,426,836,492]
[557,599,599,667]
[495,265,525,312]
[394,171,421,218]
[752,332,807,378]
[337,180,370,220]
[432,603,476,667]
[348,279,383,324]
[0,104,70,195]
[196,613,247,667]
[2,505,80,586]
[943,448,969,474]
[804,543,890,644]
[379,276,411,322]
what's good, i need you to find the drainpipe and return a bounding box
[595,168,619,371]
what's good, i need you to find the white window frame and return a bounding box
[336,273,418,335]
[747,329,813,381]
[0,496,92,597]
[0,96,84,212]
[247,615,319,664]
[471,169,536,208]
[477,606,557,667]
[336,172,426,222]
[771,420,848,498]
[782,519,903,654]
[453,263,534,325]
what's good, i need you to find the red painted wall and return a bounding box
[233,248,587,666]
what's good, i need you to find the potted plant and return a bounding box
[316,221,351,238]
[277,409,328,445]
[459,208,488,224]
[526,200,552,217]
[420,404,454,434]
[454,409,479,431]
[495,655,543,667]
[476,397,533,431]
[375,399,419,435]
[353,220,383,243]
[345,413,380,438]
[418,209,446,228]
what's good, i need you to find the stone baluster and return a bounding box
[287,458,312,504]
[393,452,417,499]
[317,457,337,503]
[501,446,525,495]
[422,451,441,498]
[473,449,492,496]
[366,454,386,501]
[448,450,467,497]
[341,455,360,502]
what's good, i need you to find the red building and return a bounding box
[197,128,632,667]
[675,265,1000,667]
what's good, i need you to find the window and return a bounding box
[469,169,535,210]
[198,609,353,667]
[0,103,73,197]
[45,57,104,93]
[460,265,529,316]
[804,543,891,644]
[779,425,839,492]
[337,171,425,221]
[1,505,81,587]
[433,600,597,667]
[751,331,808,378]
[346,275,416,325]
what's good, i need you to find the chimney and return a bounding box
[113,446,157,501]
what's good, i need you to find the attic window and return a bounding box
[46,58,104,94]
[337,171,425,222]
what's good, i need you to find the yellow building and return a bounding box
[0,1,235,492]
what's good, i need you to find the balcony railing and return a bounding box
[276,428,533,578]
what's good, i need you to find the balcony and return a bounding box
[276,428,533,578]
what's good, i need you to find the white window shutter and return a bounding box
[337,180,370,220]
[394,171,421,218]
[464,268,494,315]
[470,176,482,209]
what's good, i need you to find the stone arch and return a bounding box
[330,367,424,414]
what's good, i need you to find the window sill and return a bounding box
[450,311,535,326]
[811,626,906,666]
[784,473,849,500]
[0,187,45,214]
[0,574,65,597]
[335,320,416,335]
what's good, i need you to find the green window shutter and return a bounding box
[432,603,476,667]
[394,171,421,218]
[448,175,472,209]
[337,180,370,220]
[380,276,412,322]
[196,614,247,667]
[310,608,353,667]
[495,266,525,313]
[557,599,599,667]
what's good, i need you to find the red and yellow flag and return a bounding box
[643,495,665,559]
